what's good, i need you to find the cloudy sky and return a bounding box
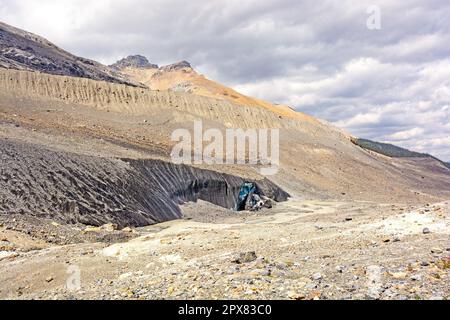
[1,0,449,160]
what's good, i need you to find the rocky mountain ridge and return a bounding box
[110,55,158,70]
[110,55,192,72]
[0,21,138,86]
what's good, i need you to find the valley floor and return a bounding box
[0,199,448,300]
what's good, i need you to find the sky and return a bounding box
[1,0,449,161]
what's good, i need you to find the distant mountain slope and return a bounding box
[353,138,450,169]
[110,55,158,70]
[0,21,138,86]
[110,55,316,123]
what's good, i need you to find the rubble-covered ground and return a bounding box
[0,199,448,300]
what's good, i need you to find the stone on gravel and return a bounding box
[312,273,323,281]
[0,251,19,261]
[233,251,257,264]
[411,274,422,281]
[288,291,305,300]
[390,272,407,279]
[335,266,344,273]
[101,224,118,232]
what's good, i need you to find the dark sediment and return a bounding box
[0,139,289,228]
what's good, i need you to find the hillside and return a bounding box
[110,55,315,123]
[0,21,137,86]
[353,138,450,170]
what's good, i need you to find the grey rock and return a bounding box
[410,274,422,281]
[305,283,318,290]
[335,266,344,273]
[365,293,380,300]
[233,251,257,264]
[422,228,431,234]
[347,285,358,292]
[382,289,398,298]
[312,272,323,281]
[275,262,288,270]
[259,269,272,277]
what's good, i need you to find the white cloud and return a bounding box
[382,34,445,60]
[387,128,425,140]
[336,113,381,127]
[238,57,450,160]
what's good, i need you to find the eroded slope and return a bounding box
[0,139,288,227]
[1,68,449,205]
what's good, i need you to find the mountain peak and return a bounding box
[161,60,192,72]
[110,55,158,70]
[110,56,192,73]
